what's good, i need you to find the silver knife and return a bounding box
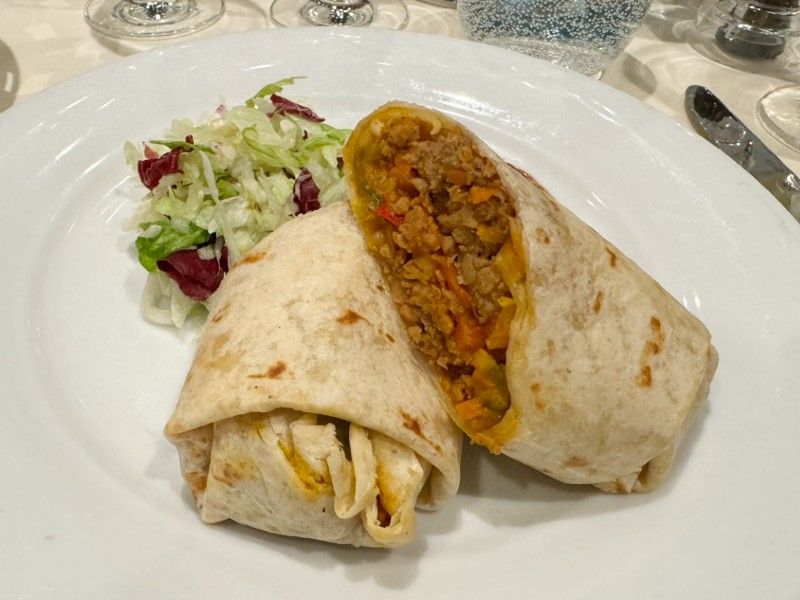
[685,84,800,223]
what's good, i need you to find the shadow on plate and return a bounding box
[603,53,657,103]
[645,0,702,44]
[459,395,709,525]
[222,520,430,589]
[151,397,710,590]
[0,37,20,112]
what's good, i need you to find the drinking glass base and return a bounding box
[270,0,408,29]
[84,0,224,39]
[757,85,800,154]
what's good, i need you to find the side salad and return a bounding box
[125,78,350,327]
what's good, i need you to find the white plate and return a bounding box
[1,28,798,600]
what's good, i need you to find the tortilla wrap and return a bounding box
[164,202,462,547]
[343,102,717,493]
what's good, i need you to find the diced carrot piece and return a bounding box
[445,169,469,186]
[454,313,485,353]
[454,399,491,422]
[388,156,416,195]
[437,257,473,310]
[468,186,499,204]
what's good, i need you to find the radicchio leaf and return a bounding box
[138,147,184,190]
[137,136,196,190]
[269,94,324,123]
[293,168,321,214]
[157,246,229,301]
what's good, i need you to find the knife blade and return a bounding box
[685,84,800,223]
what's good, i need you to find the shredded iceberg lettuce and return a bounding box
[127,78,351,327]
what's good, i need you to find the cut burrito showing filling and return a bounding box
[164,203,462,547]
[343,102,718,493]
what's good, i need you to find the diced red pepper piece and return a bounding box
[376,202,404,226]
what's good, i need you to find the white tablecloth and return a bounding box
[2,0,799,172]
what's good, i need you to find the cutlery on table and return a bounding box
[685,84,800,224]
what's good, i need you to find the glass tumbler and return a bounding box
[457,0,653,76]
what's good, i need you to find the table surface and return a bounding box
[2,0,799,173]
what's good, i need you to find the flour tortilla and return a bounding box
[164,203,462,547]
[498,160,717,492]
[344,102,717,493]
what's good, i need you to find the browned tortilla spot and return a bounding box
[614,480,627,494]
[209,351,239,373]
[235,251,267,267]
[534,399,548,411]
[402,411,422,436]
[636,316,664,387]
[650,316,662,333]
[535,227,551,245]
[637,365,652,388]
[211,331,231,354]
[211,303,230,323]
[606,247,618,267]
[385,332,396,343]
[185,471,208,495]
[565,456,587,468]
[212,460,255,487]
[247,361,287,379]
[593,290,604,314]
[401,410,442,452]
[530,383,541,393]
[267,361,287,379]
[337,309,365,325]
[646,340,661,355]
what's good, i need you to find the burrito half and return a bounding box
[343,102,717,493]
[164,203,462,547]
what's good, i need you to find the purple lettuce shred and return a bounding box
[270,94,324,123]
[293,168,321,214]
[157,246,229,301]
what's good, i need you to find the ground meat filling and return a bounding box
[360,116,523,433]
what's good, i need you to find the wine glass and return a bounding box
[758,85,800,152]
[692,0,800,77]
[269,0,409,29]
[692,1,800,151]
[84,0,224,38]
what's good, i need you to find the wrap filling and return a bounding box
[347,108,526,445]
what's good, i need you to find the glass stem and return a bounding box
[312,0,369,7]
